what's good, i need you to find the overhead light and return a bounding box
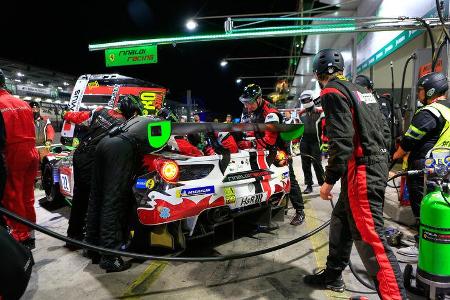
[186,19,198,31]
[236,78,242,84]
[57,86,63,90]
[296,43,300,48]
[311,78,317,82]
[14,79,21,82]
[38,83,44,86]
[220,60,228,67]
[55,100,61,103]
[45,99,52,103]
[35,97,42,101]
[16,72,25,77]
[63,82,69,86]
[24,96,32,100]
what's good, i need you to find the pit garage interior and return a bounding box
[1,0,450,299]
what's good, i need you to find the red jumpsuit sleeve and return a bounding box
[63,111,92,125]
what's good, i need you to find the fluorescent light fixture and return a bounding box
[24,96,32,100]
[55,100,61,103]
[45,99,52,103]
[57,87,63,90]
[186,19,198,31]
[220,60,228,67]
[63,82,69,86]
[38,83,44,86]
[236,78,242,84]
[311,78,317,82]
[16,72,24,77]
[14,79,21,82]
[35,97,42,101]
[89,25,357,50]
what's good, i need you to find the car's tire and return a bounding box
[41,162,64,203]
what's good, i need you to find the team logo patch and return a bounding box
[355,91,377,104]
[176,186,215,198]
[427,88,435,97]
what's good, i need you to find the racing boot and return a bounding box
[290,210,305,226]
[99,255,131,273]
[303,268,345,292]
[303,185,313,194]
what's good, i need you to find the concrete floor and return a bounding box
[22,156,425,300]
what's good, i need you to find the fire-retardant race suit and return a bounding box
[239,92,305,225]
[85,116,162,272]
[0,88,39,245]
[63,106,127,241]
[307,74,406,299]
[298,91,325,194]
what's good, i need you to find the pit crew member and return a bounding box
[392,72,450,258]
[297,90,325,194]
[0,69,39,249]
[303,49,406,299]
[239,84,305,226]
[29,100,55,147]
[63,95,143,245]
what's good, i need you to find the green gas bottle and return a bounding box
[418,187,450,280]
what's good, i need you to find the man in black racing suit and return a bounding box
[63,96,143,245]
[238,84,305,226]
[303,49,406,300]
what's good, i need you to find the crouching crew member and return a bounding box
[303,49,406,300]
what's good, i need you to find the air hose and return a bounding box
[399,54,416,110]
[0,206,329,262]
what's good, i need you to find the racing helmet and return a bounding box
[417,72,448,100]
[355,74,374,91]
[239,84,262,104]
[29,100,40,109]
[313,49,344,75]
[299,90,314,109]
[0,69,5,87]
[118,95,144,119]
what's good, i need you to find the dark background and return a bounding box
[0,0,311,119]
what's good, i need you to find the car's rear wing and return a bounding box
[62,74,167,138]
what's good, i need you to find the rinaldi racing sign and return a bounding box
[105,45,157,67]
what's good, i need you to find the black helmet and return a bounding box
[355,75,374,91]
[118,95,144,119]
[29,100,40,108]
[239,84,262,104]
[0,69,5,87]
[417,72,448,100]
[313,49,344,75]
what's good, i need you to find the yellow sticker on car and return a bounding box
[224,187,236,204]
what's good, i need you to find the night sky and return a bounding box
[2,0,301,119]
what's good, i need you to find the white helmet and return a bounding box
[299,90,314,108]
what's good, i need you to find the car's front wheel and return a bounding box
[41,162,64,203]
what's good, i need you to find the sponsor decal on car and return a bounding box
[135,178,147,189]
[224,187,236,204]
[223,170,272,182]
[158,207,171,219]
[238,193,264,206]
[282,171,289,179]
[176,186,215,198]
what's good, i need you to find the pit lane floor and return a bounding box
[23,156,424,300]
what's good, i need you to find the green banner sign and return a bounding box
[105,45,157,67]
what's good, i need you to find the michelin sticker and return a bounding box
[238,193,265,206]
[176,186,215,198]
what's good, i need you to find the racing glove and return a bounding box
[320,143,329,153]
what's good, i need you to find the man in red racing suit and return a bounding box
[0,69,39,248]
[303,49,406,300]
[238,84,305,226]
[63,96,143,245]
